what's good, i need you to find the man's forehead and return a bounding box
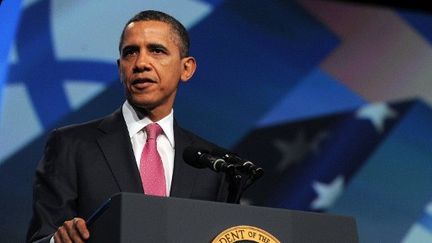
[125,20,172,34]
[122,20,180,47]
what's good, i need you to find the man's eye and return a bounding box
[151,48,166,54]
[122,49,137,58]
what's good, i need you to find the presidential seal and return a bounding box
[212,225,280,243]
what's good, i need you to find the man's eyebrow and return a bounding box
[147,43,169,52]
[121,44,139,53]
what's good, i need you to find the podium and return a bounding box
[87,193,358,242]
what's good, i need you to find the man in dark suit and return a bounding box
[27,10,228,243]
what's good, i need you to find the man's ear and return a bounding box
[117,59,123,83]
[180,57,196,82]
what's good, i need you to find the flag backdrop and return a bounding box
[1,0,432,242]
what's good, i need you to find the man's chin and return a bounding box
[127,98,153,109]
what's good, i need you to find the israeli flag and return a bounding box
[0,0,215,165]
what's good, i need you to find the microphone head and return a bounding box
[183,146,208,169]
[212,148,241,164]
[252,167,264,179]
[211,148,229,159]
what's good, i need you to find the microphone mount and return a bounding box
[183,146,264,204]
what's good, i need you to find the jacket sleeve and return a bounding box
[26,129,79,243]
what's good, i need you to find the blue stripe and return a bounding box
[0,0,22,113]
[419,212,432,232]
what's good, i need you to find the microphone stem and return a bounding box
[226,167,244,204]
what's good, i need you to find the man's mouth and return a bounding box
[132,78,156,85]
[131,78,156,89]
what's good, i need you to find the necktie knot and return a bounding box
[145,123,163,140]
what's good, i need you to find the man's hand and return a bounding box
[54,217,90,243]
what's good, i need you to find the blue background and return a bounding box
[1,1,432,242]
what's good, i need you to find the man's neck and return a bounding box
[129,102,170,122]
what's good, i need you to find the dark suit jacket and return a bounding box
[27,109,228,243]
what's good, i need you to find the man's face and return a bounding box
[118,20,195,120]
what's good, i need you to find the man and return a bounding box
[27,10,228,243]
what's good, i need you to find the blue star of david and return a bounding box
[7,0,118,129]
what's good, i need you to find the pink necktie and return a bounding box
[140,123,166,196]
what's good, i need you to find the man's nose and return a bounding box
[133,53,152,72]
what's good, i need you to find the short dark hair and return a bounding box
[118,10,190,58]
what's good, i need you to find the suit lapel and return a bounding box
[96,109,143,193]
[170,123,199,198]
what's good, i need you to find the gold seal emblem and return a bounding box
[212,225,280,243]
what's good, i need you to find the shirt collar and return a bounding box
[122,100,175,148]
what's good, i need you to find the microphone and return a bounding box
[183,146,229,172]
[212,149,264,179]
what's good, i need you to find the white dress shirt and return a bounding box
[122,100,175,196]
